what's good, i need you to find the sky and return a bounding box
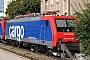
[0,0,3,11]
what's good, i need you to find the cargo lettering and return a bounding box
[9,26,24,40]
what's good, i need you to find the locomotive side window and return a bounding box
[46,20,48,27]
[56,20,67,27]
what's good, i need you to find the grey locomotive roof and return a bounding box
[8,17,41,23]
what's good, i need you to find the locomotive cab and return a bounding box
[55,18,80,52]
[41,16,80,53]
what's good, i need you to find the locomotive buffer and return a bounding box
[60,43,75,60]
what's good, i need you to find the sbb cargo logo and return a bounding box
[9,26,24,40]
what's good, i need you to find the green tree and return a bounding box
[30,0,40,13]
[74,1,90,55]
[5,0,40,19]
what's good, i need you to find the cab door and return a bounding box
[45,20,52,41]
[40,20,52,48]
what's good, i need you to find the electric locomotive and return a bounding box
[1,12,80,56]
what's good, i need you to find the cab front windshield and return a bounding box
[55,19,77,32]
[55,19,77,27]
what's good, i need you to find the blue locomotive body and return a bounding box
[5,17,52,48]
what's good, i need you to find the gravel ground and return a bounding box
[0,43,60,60]
[0,48,30,60]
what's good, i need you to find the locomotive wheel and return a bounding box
[56,43,61,51]
[48,50,53,55]
[35,46,38,53]
[30,44,37,52]
[35,49,38,53]
[31,47,36,52]
[45,47,48,55]
[11,42,15,46]
[7,40,10,45]
[0,40,2,43]
[11,40,15,46]
[45,50,48,55]
[17,41,23,48]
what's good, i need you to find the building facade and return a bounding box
[41,0,90,16]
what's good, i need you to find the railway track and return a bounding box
[0,42,61,60]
